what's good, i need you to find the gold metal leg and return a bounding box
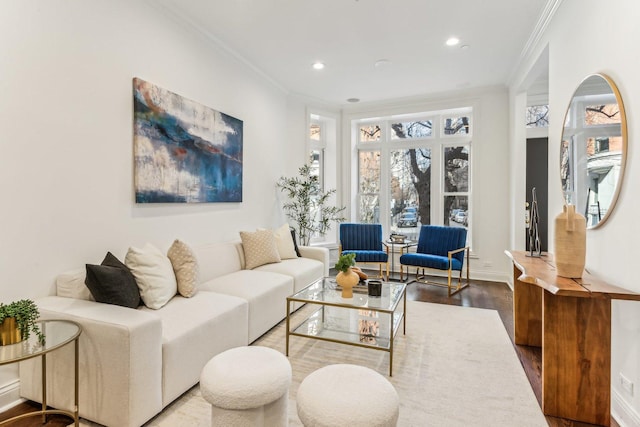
[74,337,79,426]
[285,300,290,356]
[389,312,394,377]
[403,288,407,335]
[41,354,47,424]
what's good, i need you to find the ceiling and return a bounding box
[156,0,550,106]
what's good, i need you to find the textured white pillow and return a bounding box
[125,243,177,309]
[56,268,95,301]
[240,229,281,269]
[272,223,299,259]
[167,239,199,298]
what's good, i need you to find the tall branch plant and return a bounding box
[277,164,345,246]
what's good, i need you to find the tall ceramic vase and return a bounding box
[336,268,359,298]
[554,204,586,278]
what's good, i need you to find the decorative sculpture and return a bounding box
[528,187,542,257]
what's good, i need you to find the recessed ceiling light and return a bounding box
[347,98,360,103]
[312,62,325,70]
[446,37,460,46]
[374,59,391,68]
[460,44,470,50]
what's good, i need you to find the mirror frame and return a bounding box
[560,73,627,229]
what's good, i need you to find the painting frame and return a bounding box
[133,78,243,203]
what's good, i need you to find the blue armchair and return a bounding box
[400,225,469,296]
[339,223,389,280]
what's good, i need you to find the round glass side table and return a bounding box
[385,240,417,281]
[0,320,81,426]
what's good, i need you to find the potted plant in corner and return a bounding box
[0,299,45,345]
[277,163,346,246]
[334,253,359,299]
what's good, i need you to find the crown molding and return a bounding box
[145,0,289,96]
[507,0,564,86]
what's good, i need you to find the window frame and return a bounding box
[353,107,473,246]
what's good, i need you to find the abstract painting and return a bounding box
[133,78,243,203]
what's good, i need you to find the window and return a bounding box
[358,150,380,223]
[526,105,549,128]
[443,146,469,227]
[308,112,338,244]
[353,108,472,245]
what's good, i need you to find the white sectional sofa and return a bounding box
[19,239,329,427]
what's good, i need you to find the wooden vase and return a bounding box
[554,204,586,278]
[0,317,22,346]
[336,268,359,298]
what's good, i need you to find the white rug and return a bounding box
[81,301,547,427]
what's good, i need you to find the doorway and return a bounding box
[525,137,548,252]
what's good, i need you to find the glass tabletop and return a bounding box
[0,320,81,364]
[288,277,406,313]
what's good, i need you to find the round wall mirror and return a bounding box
[560,74,627,228]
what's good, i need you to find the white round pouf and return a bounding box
[200,346,292,427]
[296,364,399,427]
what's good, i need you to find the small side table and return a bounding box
[385,240,416,281]
[0,320,81,426]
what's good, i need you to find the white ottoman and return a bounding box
[296,364,399,427]
[200,346,292,427]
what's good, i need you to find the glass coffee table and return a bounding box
[286,278,406,376]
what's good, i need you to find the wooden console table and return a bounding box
[505,250,640,426]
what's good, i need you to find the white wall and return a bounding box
[509,0,640,424]
[0,0,303,401]
[341,86,512,282]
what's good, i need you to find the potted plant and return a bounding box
[277,163,346,246]
[0,299,45,345]
[334,253,359,298]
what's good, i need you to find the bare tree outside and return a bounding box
[355,112,471,239]
[526,105,549,128]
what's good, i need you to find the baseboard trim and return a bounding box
[0,378,23,414]
[612,389,640,427]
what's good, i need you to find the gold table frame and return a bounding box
[0,320,81,426]
[286,278,406,376]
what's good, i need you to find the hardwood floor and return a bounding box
[1,276,619,427]
[0,400,71,426]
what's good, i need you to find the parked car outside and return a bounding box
[397,212,418,228]
[454,211,467,223]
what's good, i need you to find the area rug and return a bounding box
[80,301,547,426]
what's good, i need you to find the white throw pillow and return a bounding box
[259,224,298,260]
[56,268,95,301]
[239,229,281,269]
[167,239,199,298]
[274,224,298,259]
[125,243,177,309]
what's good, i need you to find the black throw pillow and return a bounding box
[290,228,302,257]
[85,252,141,308]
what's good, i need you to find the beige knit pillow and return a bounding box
[240,229,281,269]
[167,239,199,298]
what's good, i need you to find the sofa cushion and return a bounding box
[192,242,243,283]
[254,257,324,293]
[270,223,299,260]
[139,292,249,407]
[85,252,141,308]
[56,269,94,301]
[125,243,177,310]
[167,239,199,298]
[200,270,294,342]
[239,229,281,269]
